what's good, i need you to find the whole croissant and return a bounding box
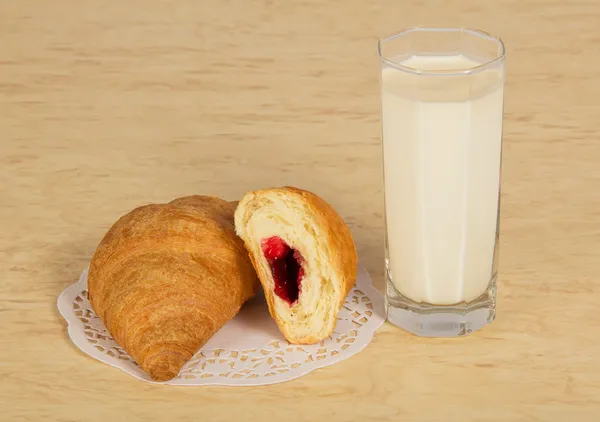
[87,196,258,381]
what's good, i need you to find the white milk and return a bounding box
[382,54,504,305]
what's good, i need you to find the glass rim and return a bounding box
[378,27,506,76]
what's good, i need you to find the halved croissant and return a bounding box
[88,195,258,381]
[234,187,357,344]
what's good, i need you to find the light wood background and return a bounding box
[2,0,599,421]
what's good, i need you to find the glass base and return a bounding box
[385,276,497,338]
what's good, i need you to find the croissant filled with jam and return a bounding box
[234,187,357,344]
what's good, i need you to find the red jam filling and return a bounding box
[261,236,304,305]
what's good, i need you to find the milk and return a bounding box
[382,54,504,305]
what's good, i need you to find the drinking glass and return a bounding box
[379,27,506,337]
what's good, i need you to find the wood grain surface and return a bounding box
[1,0,599,421]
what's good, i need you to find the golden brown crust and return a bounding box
[87,195,258,381]
[235,186,357,344]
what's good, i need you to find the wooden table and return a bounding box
[2,1,599,420]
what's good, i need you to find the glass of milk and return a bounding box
[379,27,505,337]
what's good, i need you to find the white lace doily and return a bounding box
[57,264,384,386]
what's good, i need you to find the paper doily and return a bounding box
[57,264,384,386]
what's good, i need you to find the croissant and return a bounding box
[87,195,258,381]
[234,187,357,344]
